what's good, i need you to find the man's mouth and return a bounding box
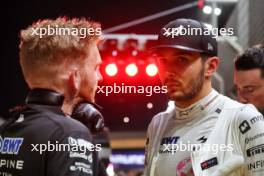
[165,80,181,87]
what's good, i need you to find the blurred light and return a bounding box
[105,63,118,77]
[147,102,153,109]
[203,5,212,14]
[214,7,222,16]
[146,64,158,77]
[132,50,138,56]
[125,63,138,77]
[123,117,130,123]
[106,163,115,176]
[204,23,213,30]
[198,0,204,9]
[112,50,118,56]
[110,154,145,165]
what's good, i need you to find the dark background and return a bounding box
[3,0,235,131]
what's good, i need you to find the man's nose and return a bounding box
[98,71,103,82]
[164,71,177,79]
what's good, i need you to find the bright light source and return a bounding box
[112,50,118,56]
[125,63,138,77]
[146,64,158,77]
[132,50,138,56]
[106,163,115,176]
[203,5,212,14]
[147,102,153,109]
[123,117,130,123]
[214,7,222,16]
[105,63,118,77]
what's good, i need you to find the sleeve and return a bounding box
[236,105,264,175]
[47,130,96,176]
[144,118,155,176]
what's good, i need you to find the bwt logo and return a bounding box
[0,136,23,154]
[160,136,180,145]
[246,144,264,157]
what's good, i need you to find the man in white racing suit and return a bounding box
[144,18,264,176]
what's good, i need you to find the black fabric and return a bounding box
[0,89,98,176]
[25,88,64,106]
[152,18,218,56]
[72,102,105,134]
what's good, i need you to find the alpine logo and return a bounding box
[163,25,185,38]
[197,136,207,143]
[208,43,213,51]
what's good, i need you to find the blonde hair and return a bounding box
[19,17,101,85]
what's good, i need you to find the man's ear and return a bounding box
[68,69,81,98]
[204,57,219,77]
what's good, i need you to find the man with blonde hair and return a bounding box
[0,17,103,176]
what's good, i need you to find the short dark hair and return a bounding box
[235,47,264,78]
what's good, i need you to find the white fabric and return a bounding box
[144,90,264,176]
[191,98,264,176]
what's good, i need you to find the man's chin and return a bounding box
[167,91,185,101]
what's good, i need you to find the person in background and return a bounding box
[234,46,264,114]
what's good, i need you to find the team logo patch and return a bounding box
[246,144,264,157]
[197,136,207,143]
[0,136,24,154]
[176,157,194,176]
[239,120,251,134]
[201,157,218,170]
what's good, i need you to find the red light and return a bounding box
[125,63,138,77]
[105,63,118,76]
[198,0,204,9]
[146,64,158,77]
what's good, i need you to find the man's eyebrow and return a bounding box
[172,51,197,56]
[242,85,256,89]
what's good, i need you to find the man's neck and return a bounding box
[62,97,82,115]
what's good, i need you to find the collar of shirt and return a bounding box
[173,89,219,121]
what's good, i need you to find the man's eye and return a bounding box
[176,57,188,62]
[157,58,166,64]
[244,87,254,93]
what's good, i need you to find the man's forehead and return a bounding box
[235,69,263,85]
[155,48,200,56]
[235,69,262,77]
